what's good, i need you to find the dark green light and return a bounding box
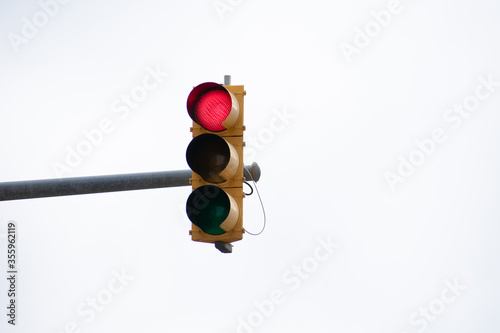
[186,185,230,235]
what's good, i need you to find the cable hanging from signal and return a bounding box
[243,166,266,236]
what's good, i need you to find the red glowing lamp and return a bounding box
[187,82,240,132]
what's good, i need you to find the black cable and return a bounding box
[243,181,254,196]
[243,166,266,236]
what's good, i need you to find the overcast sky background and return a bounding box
[1,0,500,332]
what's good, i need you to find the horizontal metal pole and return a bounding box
[0,163,261,201]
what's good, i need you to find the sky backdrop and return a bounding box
[1,0,500,332]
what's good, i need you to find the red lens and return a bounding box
[195,89,232,132]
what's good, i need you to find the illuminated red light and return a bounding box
[196,89,232,132]
[187,82,238,132]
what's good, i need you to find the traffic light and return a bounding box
[185,81,245,251]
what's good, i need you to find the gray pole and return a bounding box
[0,163,261,201]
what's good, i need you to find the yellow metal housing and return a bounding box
[189,84,246,244]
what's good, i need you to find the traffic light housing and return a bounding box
[186,82,245,247]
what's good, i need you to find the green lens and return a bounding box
[186,185,230,235]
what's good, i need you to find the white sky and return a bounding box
[1,0,500,332]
